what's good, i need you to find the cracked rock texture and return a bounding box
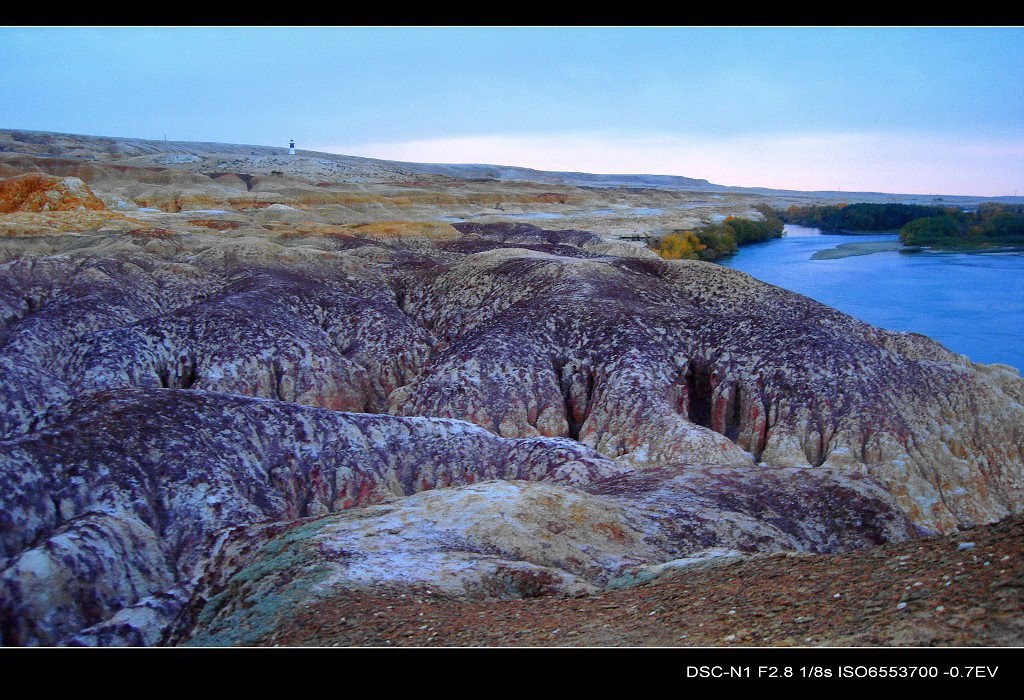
[0,218,1021,646]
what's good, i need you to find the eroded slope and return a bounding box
[0,215,1021,646]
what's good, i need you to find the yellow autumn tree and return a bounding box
[656,231,706,260]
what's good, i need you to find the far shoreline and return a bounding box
[795,228,1024,259]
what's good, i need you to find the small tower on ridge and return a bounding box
[288,139,296,156]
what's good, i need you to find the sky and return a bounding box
[1,26,1022,195]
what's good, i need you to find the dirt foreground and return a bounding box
[257,516,1024,647]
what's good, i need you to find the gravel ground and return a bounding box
[252,515,1024,647]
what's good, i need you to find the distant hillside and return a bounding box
[392,160,716,190]
[1,128,1022,205]
[0,129,717,190]
[0,129,723,192]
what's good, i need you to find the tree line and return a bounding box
[779,202,949,232]
[898,204,1024,247]
[654,205,784,261]
[781,201,1024,248]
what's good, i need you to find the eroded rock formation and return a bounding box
[0,173,107,214]
[0,220,1021,646]
[0,388,618,645]
[180,468,914,647]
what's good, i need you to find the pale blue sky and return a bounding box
[2,27,1022,194]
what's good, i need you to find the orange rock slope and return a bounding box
[0,173,108,214]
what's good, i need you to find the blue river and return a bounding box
[719,225,1024,371]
